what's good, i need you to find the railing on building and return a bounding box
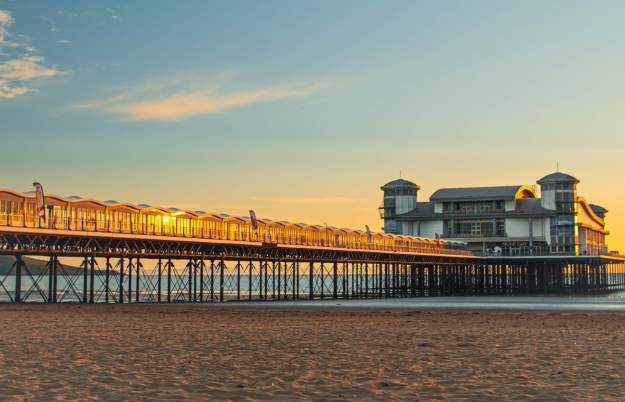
[442,208,506,216]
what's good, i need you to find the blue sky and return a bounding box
[1,0,624,247]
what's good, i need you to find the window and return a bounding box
[496,221,505,236]
[471,223,481,236]
[461,204,474,214]
[447,221,454,236]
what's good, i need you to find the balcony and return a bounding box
[443,233,506,239]
[442,208,506,216]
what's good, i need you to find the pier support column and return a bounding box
[104,257,110,303]
[89,256,95,303]
[236,260,241,301]
[199,257,204,302]
[136,258,141,303]
[219,258,225,302]
[48,255,54,303]
[167,258,172,303]
[15,255,23,303]
[128,257,133,303]
[309,262,314,299]
[82,256,88,303]
[333,261,338,299]
[157,258,162,303]
[119,256,125,304]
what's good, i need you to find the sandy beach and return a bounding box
[1,304,625,401]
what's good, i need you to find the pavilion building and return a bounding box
[379,172,609,256]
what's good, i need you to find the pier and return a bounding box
[1,188,624,303]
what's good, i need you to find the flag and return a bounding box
[33,182,45,218]
[249,210,258,234]
[365,225,372,244]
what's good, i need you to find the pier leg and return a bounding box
[333,261,338,299]
[275,261,280,300]
[236,260,241,301]
[119,257,125,304]
[272,261,276,300]
[219,259,224,302]
[48,256,54,303]
[128,257,133,303]
[365,263,369,298]
[105,257,110,303]
[320,262,324,299]
[167,258,172,303]
[296,261,300,299]
[136,258,141,303]
[309,262,314,299]
[293,262,297,299]
[89,256,95,303]
[263,261,268,300]
[82,256,88,303]
[188,259,193,302]
[210,259,215,301]
[199,258,204,302]
[193,259,198,301]
[15,255,22,303]
[53,256,58,303]
[157,258,162,303]
[248,261,253,301]
[284,260,288,298]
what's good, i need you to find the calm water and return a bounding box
[3,273,625,311]
[265,294,625,312]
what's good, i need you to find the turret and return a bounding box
[379,179,419,234]
[537,171,579,213]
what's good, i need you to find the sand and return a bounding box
[1,304,625,401]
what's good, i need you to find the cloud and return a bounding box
[249,196,363,205]
[57,39,71,44]
[73,76,332,121]
[0,9,12,45]
[0,55,60,80]
[0,9,66,99]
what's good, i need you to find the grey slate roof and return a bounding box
[429,186,528,202]
[508,198,556,216]
[396,202,436,218]
[537,172,579,184]
[380,179,420,191]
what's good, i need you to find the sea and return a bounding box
[2,274,625,312]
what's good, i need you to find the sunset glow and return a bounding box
[1,1,624,252]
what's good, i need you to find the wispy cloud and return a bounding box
[0,9,66,99]
[0,9,12,46]
[73,75,333,121]
[249,196,363,205]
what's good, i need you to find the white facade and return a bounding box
[505,217,548,241]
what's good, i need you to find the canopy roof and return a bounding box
[381,178,420,191]
[0,187,448,246]
[537,172,579,185]
[430,185,536,202]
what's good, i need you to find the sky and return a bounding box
[0,0,624,251]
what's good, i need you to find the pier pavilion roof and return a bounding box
[430,185,536,202]
[381,179,420,191]
[537,172,579,185]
